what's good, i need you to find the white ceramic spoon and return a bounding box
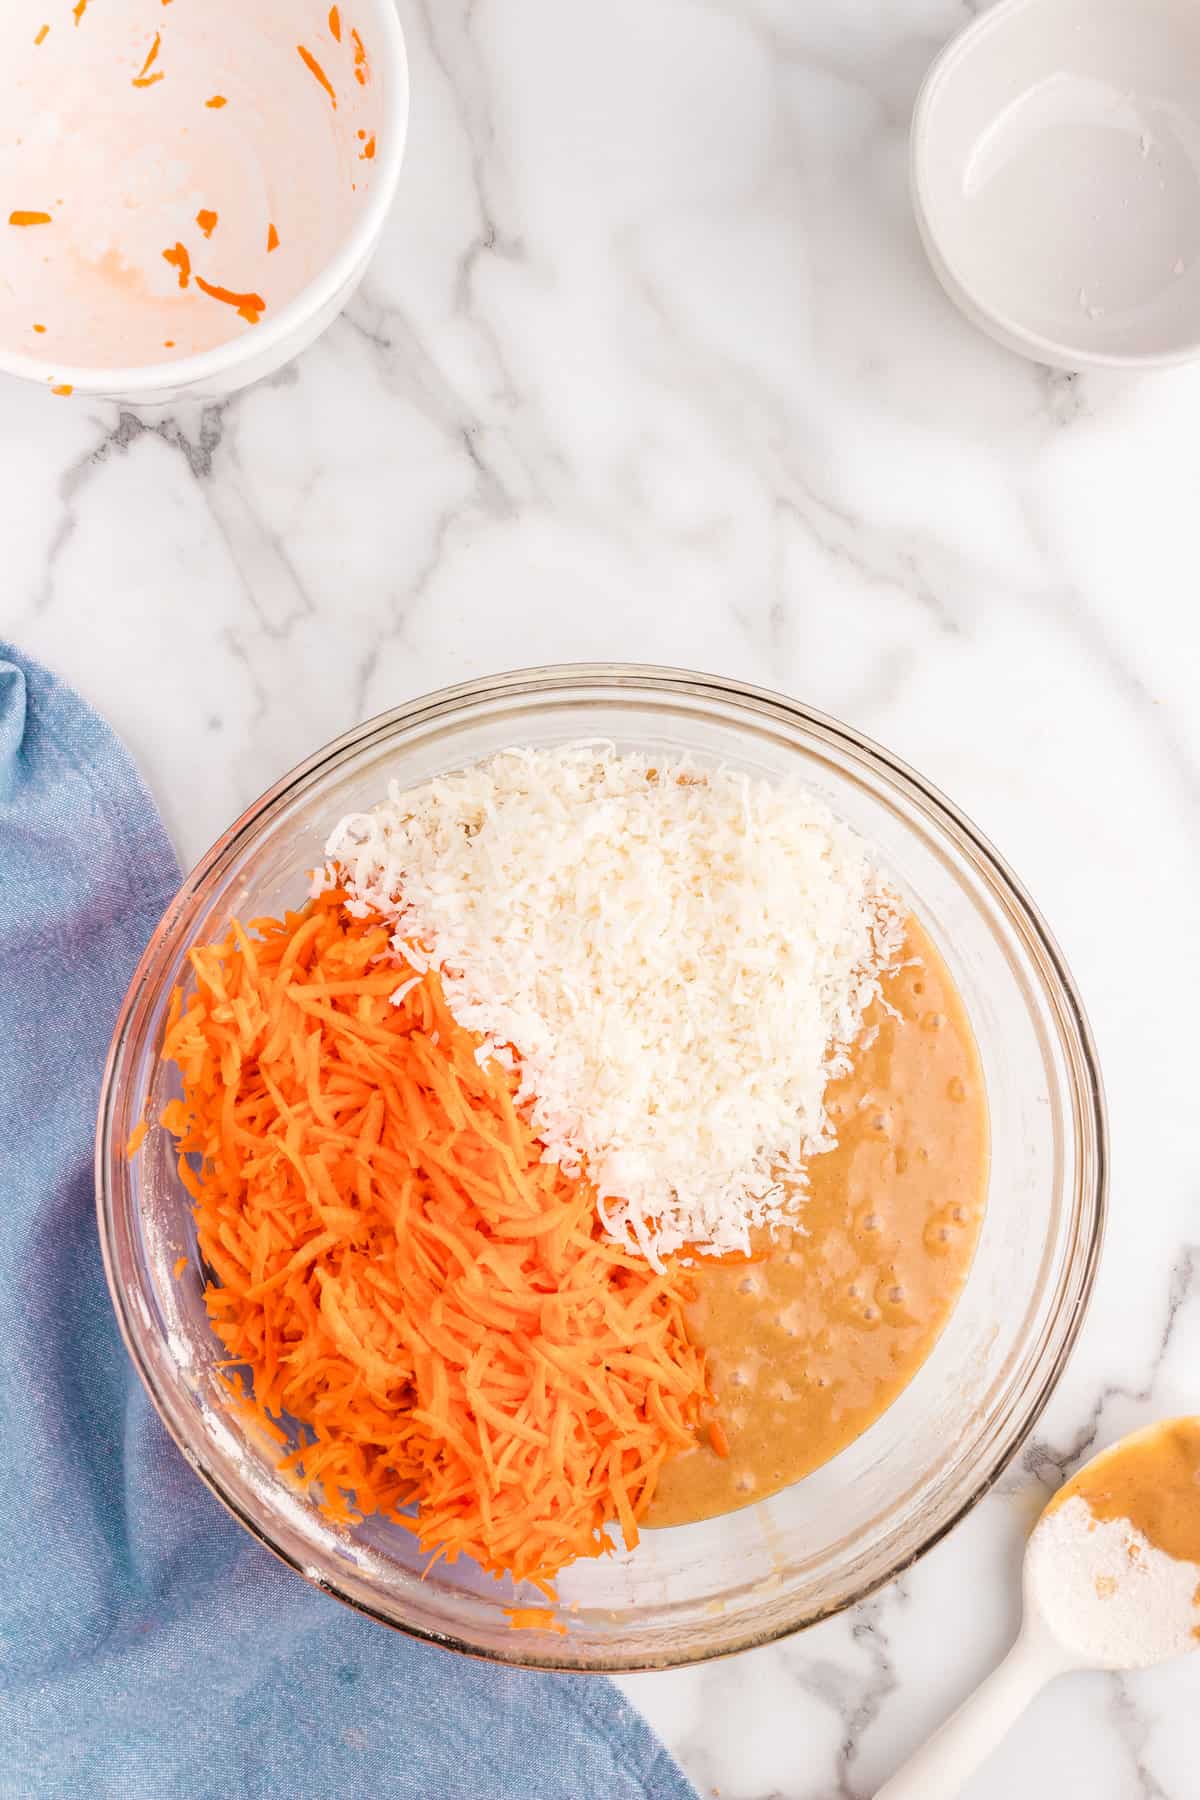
[876,1419,1200,1799]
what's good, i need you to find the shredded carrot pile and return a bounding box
[157,892,706,1591]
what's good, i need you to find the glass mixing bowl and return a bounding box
[96,665,1106,1671]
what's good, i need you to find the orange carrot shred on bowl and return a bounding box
[328,5,342,41]
[157,891,708,1591]
[133,72,164,89]
[504,1607,567,1636]
[33,322,46,333]
[51,385,72,396]
[266,222,280,253]
[35,24,49,44]
[137,31,161,77]
[10,212,52,227]
[72,0,88,23]
[162,242,191,288]
[205,95,227,109]
[194,274,265,325]
[126,1118,149,1157]
[173,1255,188,1280]
[351,27,369,84]
[359,134,376,161]
[196,209,218,239]
[297,44,337,108]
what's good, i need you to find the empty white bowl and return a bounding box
[911,0,1200,368]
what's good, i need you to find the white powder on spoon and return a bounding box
[1027,1494,1200,1669]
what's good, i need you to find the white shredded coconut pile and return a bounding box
[1027,1495,1200,1667]
[322,744,902,1265]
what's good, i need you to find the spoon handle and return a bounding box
[873,1625,1069,1800]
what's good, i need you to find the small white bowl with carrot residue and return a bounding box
[97,667,1106,1672]
[0,0,407,404]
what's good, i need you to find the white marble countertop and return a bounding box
[3,2,1199,1794]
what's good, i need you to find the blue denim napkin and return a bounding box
[0,642,696,1800]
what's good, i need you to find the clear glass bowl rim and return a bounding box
[95,662,1108,1670]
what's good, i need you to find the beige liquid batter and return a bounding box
[649,917,988,1528]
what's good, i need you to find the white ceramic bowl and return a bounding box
[0,0,408,406]
[912,0,1200,368]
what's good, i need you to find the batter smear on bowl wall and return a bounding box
[133,746,988,1625]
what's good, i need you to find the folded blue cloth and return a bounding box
[0,642,696,1800]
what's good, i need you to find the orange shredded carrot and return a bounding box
[162,242,191,287]
[360,133,376,161]
[51,385,72,396]
[174,1255,188,1280]
[163,339,175,347]
[267,222,280,253]
[297,44,337,108]
[205,95,227,108]
[126,1118,149,1157]
[709,1419,730,1459]
[33,323,46,333]
[504,1606,567,1636]
[10,212,51,227]
[35,24,49,44]
[159,891,707,1590]
[196,209,218,239]
[72,0,88,23]
[133,72,164,88]
[351,27,369,84]
[194,274,264,325]
[137,31,161,77]
[328,5,342,41]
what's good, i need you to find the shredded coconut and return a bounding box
[1027,1495,1200,1667]
[324,744,901,1265]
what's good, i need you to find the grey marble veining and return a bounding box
[2,1,1199,1794]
